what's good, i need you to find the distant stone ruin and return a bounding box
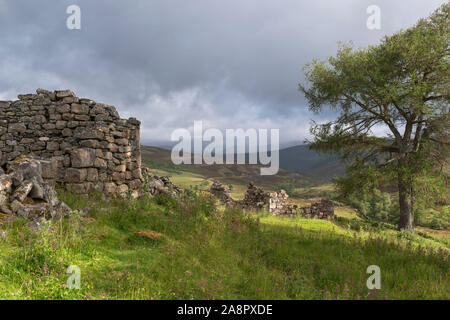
[241,182,268,210]
[209,181,234,206]
[0,89,142,195]
[269,190,298,216]
[299,199,335,220]
[209,181,334,219]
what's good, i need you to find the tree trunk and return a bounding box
[397,166,414,232]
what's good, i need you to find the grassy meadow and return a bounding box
[0,185,448,300]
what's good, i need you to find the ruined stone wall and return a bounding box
[299,199,335,220]
[0,89,142,194]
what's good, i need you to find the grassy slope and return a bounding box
[0,191,448,300]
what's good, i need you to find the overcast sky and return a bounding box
[0,0,445,146]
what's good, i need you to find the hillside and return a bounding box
[141,145,316,198]
[279,145,346,181]
[143,144,346,182]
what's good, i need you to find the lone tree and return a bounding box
[299,4,449,232]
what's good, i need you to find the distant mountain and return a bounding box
[140,145,316,191]
[141,144,346,182]
[279,145,346,180]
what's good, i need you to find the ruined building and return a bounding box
[0,89,142,195]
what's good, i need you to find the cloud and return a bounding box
[0,0,446,145]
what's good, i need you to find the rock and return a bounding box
[115,138,129,146]
[55,90,75,98]
[86,168,98,182]
[65,168,87,182]
[0,205,12,215]
[7,158,43,183]
[0,175,13,192]
[0,230,7,241]
[39,158,58,180]
[104,182,117,194]
[8,123,26,134]
[71,103,89,115]
[46,141,60,151]
[140,168,182,198]
[29,177,45,199]
[71,148,96,168]
[43,184,60,206]
[10,199,24,213]
[80,139,100,148]
[117,184,129,193]
[12,180,33,203]
[73,127,105,140]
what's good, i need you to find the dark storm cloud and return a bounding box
[0,0,445,145]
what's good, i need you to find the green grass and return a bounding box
[0,190,448,300]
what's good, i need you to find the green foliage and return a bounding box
[142,158,183,174]
[300,3,450,230]
[275,182,295,195]
[344,189,399,223]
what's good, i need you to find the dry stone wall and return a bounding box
[299,199,335,220]
[0,89,142,195]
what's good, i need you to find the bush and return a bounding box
[344,188,398,223]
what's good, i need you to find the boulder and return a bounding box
[0,158,72,221]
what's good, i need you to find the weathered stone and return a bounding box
[29,177,45,199]
[94,157,107,169]
[114,164,126,172]
[0,175,13,192]
[55,120,67,129]
[115,138,129,146]
[8,123,26,134]
[117,184,129,193]
[56,104,71,113]
[7,158,43,183]
[46,141,60,151]
[43,123,56,130]
[62,96,79,104]
[74,114,90,121]
[10,199,24,213]
[55,90,75,98]
[64,168,87,182]
[62,128,73,137]
[40,158,58,179]
[79,139,100,148]
[103,182,117,194]
[86,168,98,182]
[0,205,12,215]
[71,103,89,114]
[12,180,33,203]
[71,148,96,167]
